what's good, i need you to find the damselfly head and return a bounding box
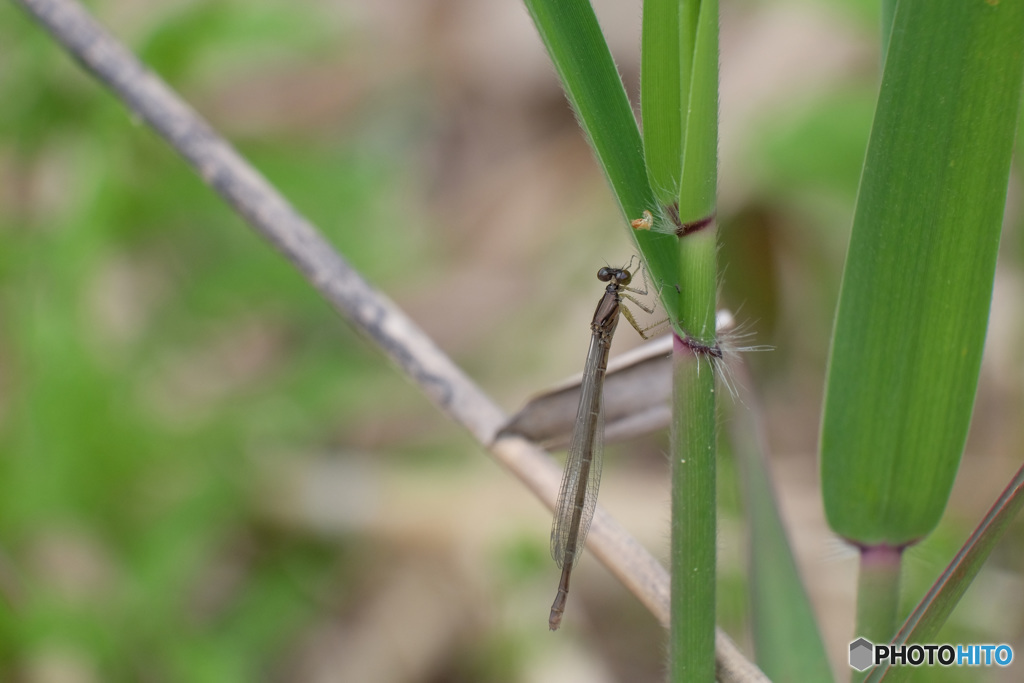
[597,267,632,286]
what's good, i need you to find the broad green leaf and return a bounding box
[821,0,1024,545]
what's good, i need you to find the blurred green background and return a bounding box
[1,0,1022,681]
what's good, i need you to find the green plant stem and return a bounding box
[854,545,902,681]
[668,2,719,680]
[671,341,717,683]
[678,230,717,343]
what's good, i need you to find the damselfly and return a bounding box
[549,263,659,630]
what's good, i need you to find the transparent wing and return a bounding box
[550,329,612,569]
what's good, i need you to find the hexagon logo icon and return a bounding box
[850,638,874,671]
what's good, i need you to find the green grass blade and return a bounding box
[522,0,650,219]
[820,0,1024,547]
[880,0,896,64]
[731,380,833,683]
[676,0,717,230]
[863,463,1024,682]
[678,0,700,162]
[641,0,682,204]
[676,0,718,338]
[523,0,679,319]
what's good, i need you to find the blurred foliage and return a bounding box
[0,0,431,679]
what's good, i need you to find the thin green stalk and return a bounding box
[668,1,719,681]
[853,546,902,682]
[677,230,717,342]
[671,339,717,683]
